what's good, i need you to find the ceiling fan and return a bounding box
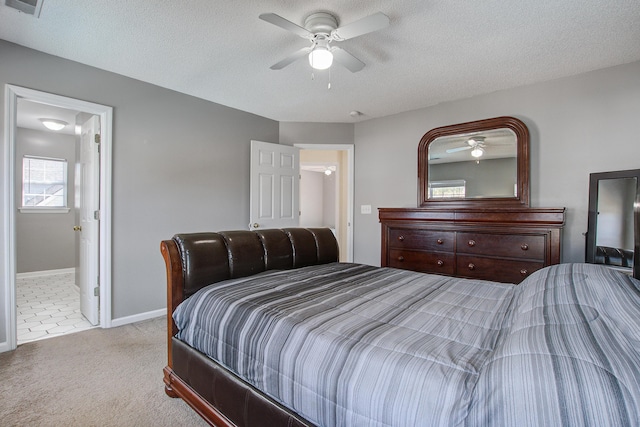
[447,137,486,158]
[259,11,390,72]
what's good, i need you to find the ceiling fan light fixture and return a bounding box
[39,118,69,131]
[309,46,333,70]
[471,147,484,158]
[309,49,333,70]
[261,11,389,73]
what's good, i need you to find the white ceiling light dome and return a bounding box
[309,39,333,70]
[39,118,69,131]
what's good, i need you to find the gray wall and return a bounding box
[279,122,354,146]
[0,39,279,338]
[353,60,640,266]
[15,128,76,273]
[430,158,517,198]
[1,38,639,346]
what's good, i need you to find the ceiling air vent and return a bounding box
[5,0,44,17]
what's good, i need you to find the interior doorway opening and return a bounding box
[2,85,113,353]
[15,100,99,343]
[296,144,354,262]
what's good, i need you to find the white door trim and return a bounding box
[295,143,354,262]
[2,85,113,352]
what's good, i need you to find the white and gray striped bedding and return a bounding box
[173,262,640,426]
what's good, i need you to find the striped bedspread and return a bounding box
[173,262,640,426]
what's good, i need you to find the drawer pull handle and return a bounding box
[521,244,529,251]
[437,260,444,266]
[468,240,476,247]
[398,235,405,242]
[436,239,444,244]
[468,263,475,270]
[397,256,405,262]
[520,269,528,276]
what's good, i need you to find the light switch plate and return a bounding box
[361,205,372,214]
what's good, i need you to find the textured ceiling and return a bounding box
[1,0,639,123]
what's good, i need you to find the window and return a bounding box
[22,156,68,209]
[429,179,466,198]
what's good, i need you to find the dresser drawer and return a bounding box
[388,228,454,252]
[456,232,546,260]
[456,255,544,283]
[388,249,455,275]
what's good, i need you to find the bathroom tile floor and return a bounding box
[17,271,95,345]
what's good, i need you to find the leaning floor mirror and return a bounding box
[585,169,640,279]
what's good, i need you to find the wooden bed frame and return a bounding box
[161,228,339,427]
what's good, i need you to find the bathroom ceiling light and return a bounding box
[40,118,69,131]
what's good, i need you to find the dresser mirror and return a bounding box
[418,116,530,208]
[585,169,640,279]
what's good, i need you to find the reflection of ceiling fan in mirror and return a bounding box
[447,136,486,158]
[259,11,390,72]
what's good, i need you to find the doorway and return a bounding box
[296,144,354,262]
[2,85,113,352]
[15,100,96,343]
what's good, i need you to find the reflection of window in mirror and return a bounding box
[596,177,636,255]
[429,180,466,199]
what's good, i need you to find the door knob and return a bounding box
[73,226,82,231]
[252,223,259,229]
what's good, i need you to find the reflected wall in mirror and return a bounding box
[428,128,517,199]
[586,169,640,280]
[418,116,529,208]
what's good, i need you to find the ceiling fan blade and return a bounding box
[331,47,365,72]
[259,13,311,38]
[270,47,312,70]
[446,146,472,153]
[331,12,390,41]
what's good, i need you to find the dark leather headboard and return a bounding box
[170,228,339,299]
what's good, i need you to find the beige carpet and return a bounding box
[0,317,209,426]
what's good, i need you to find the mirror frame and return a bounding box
[418,116,530,208]
[585,169,640,280]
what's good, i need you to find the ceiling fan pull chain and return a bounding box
[328,67,331,90]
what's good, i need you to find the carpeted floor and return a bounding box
[0,317,208,426]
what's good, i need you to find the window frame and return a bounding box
[428,179,466,199]
[19,155,70,214]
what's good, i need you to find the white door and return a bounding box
[79,116,100,325]
[250,141,300,230]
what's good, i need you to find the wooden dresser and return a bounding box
[379,207,565,284]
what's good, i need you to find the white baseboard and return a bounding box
[110,308,166,328]
[17,268,76,279]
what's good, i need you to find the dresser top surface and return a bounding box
[379,207,566,226]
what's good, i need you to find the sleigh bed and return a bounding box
[161,227,640,426]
